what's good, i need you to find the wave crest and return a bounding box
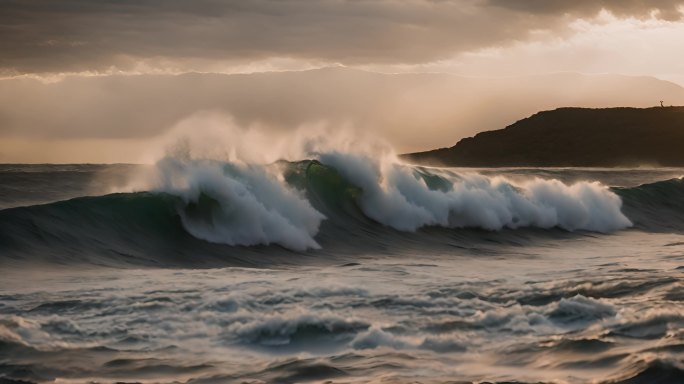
[155,157,325,251]
[0,154,644,261]
[319,152,631,232]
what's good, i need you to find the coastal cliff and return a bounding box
[403,107,684,167]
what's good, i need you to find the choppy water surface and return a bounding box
[1,162,684,383]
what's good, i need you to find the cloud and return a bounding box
[488,0,684,20]
[1,0,682,74]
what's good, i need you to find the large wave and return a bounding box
[2,152,668,267]
[140,153,632,252]
[318,152,630,233]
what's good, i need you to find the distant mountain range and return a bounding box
[2,67,684,156]
[403,107,684,167]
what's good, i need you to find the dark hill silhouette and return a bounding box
[403,107,684,167]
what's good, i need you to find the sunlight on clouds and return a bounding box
[359,12,684,85]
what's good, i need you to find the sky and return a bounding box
[1,0,684,162]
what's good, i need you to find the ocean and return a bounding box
[0,158,683,383]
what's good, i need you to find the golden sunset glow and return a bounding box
[0,1,682,162]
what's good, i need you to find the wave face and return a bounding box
[0,156,656,266]
[615,177,684,232]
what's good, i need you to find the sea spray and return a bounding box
[319,152,632,232]
[153,157,325,250]
[149,150,631,251]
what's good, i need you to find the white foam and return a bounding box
[153,157,325,251]
[144,146,631,250]
[319,152,632,232]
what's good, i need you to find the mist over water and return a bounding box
[1,136,684,383]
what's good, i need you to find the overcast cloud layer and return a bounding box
[1,0,683,74]
[1,1,684,162]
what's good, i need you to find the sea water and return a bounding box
[0,161,683,383]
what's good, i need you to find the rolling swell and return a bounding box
[0,192,219,266]
[615,177,684,232]
[1,159,681,267]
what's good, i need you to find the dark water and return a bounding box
[1,160,683,383]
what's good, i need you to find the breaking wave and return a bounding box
[154,157,325,251]
[2,154,683,266]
